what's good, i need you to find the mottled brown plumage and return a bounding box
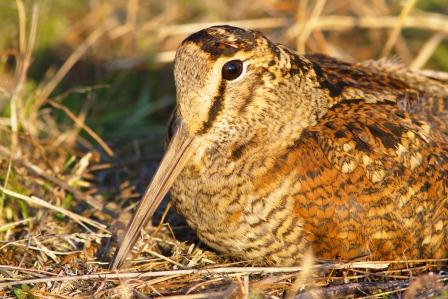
[111,25,448,269]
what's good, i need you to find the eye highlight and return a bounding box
[222,60,244,81]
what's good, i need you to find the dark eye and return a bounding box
[222,60,243,81]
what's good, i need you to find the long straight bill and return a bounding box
[110,121,195,270]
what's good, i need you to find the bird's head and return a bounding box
[175,25,279,138]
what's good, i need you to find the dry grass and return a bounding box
[0,0,448,298]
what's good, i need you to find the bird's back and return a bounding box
[305,53,448,132]
[291,54,448,261]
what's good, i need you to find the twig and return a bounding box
[186,278,225,295]
[294,0,309,52]
[381,0,417,57]
[295,279,410,298]
[0,241,80,257]
[38,25,109,102]
[10,0,25,150]
[0,265,58,277]
[0,218,33,232]
[46,99,114,157]
[149,14,448,64]
[145,249,184,268]
[16,0,26,55]
[10,2,38,149]
[296,0,327,53]
[410,32,447,70]
[0,186,109,233]
[154,292,226,299]
[153,18,288,39]
[0,262,392,287]
[290,14,448,35]
[365,0,412,62]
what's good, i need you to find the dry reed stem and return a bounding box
[185,278,225,295]
[0,186,109,233]
[9,0,25,150]
[145,249,184,268]
[0,265,58,277]
[410,32,447,69]
[381,0,417,57]
[0,218,32,232]
[154,292,227,299]
[38,26,110,103]
[16,0,25,56]
[139,12,448,70]
[289,13,448,35]
[369,0,413,62]
[46,100,114,157]
[155,18,288,39]
[294,0,309,51]
[296,0,327,53]
[0,262,393,287]
[10,1,38,150]
[151,13,448,64]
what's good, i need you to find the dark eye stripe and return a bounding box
[197,59,246,135]
[198,81,227,135]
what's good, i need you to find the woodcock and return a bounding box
[111,25,448,269]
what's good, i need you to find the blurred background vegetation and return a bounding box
[1,0,447,144]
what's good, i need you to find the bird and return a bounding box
[111,25,448,269]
